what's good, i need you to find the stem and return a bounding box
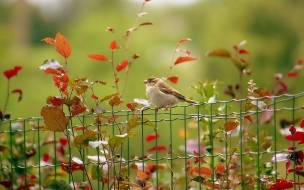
[3,79,10,114]
[165,43,179,78]
[110,51,120,93]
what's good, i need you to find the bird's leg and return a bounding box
[154,107,159,112]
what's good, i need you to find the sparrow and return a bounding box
[143,77,197,110]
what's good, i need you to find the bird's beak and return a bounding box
[143,79,148,84]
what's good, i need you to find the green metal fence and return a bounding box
[1,93,304,189]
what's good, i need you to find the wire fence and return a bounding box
[1,93,304,189]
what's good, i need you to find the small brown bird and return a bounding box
[143,77,197,110]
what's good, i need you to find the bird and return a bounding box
[143,77,197,111]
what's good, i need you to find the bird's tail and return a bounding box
[185,99,198,105]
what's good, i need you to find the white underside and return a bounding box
[146,86,180,108]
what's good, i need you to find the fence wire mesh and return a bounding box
[1,93,304,189]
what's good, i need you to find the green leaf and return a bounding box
[127,116,140,130]
[73,130,105,149]
[205,48,231,57]
[99,92,119,102]
[45,179,72,190]
[91,164,103,179]
[108,131,137,149]
[242,154,253,163]
[142,117,155,127]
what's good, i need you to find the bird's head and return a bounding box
[143,77,160,87]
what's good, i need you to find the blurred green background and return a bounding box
[1,0,304,118]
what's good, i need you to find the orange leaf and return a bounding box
[206,49,231,57]
[190,166,212,176]
[55,32,72,58]
[224,120,239,132]
[139,22,153,26]
[114,78,119,83]
[44,68,62,75]
[88,54,108,61]
[91,94,98,100]
[178,38,191,44]
[41,106,69,132]
[174,56,198,65]
[116,60,129,72]
[137,169,147,181]
[108,95,123,107]
[42,37,56,44]
[215,164,226,174]
[244,115,253,123]
[72,105,87,116]
[167,76,178,84]
[109,40,119,51]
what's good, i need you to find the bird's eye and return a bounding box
[148,78,152,82]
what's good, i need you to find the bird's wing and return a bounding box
[158,82,187,101]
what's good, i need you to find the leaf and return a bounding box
[238,48,250,54]
[71,104,87,116]
[45,179,72,190]
[178,38,191,44]
[39,59,62,70]
[41,106,69,132]
[244,115,253,123]
[138,12,147,17]
[139,22,153,26]
[253,87,270,97]
[55,32,72,58]
[137,169,147,181]
[61,162,84,173]
[99,92,119,102]
[72,130,105,148]
[109,40,119,51]
[91,164,103,179]
[108,131,137,149]
[48,96,65,106]
[127,116,140,130]
[147,145,167,152]
[108,95,123,107]
[3,66,22,79]
[224,120,239,132]
[174,56,198,65]
[119,181,141,188]
[145,133,160,142]
[133,98,151,106]
[166,76,178,84]
[91,94,98,100]
[190,166,213,176]
[126,102,138,112]
[116,60,129,72]
[215,164,225,174]
[203,182,221,189]
[88,54,108,61]
[42,37,56,44]
[11,89,22,102]
[206,49,231,57]
[142,117,155,127]
[287,71,298,77]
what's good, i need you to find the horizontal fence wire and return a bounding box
[0,93,304,189]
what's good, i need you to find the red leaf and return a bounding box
[300,119,304,128]
[42,153,50,162]
[61,162,84,173]
[215,164,226,174]
[285,131,304,141]
[44,68,62,75]
[72,105,87,116]
[3,66,22,79]
[174,56,198,65]
[114,78,119,83]
[244,115,253,122]
[48,96,65,106]
[58,138,68,146]
[55,32,72,58]
[297,59,304,64]
[0,180,12,188]
[147,145,167,152]
[178,38,191,44]
[109,40,119,51]
[238,48,250,54]
[88,54,108,61]
[145,134,160,142]
[269,179,293,190]
[289,126,296,135]
[167,76,178,84]
[74,126,86,130]
[42,37,56,44]
[11,89,22,102]
[116,60,129,72]
[108,115,118,123]
[190,166,212,176]
[91,94,98,100]
[139,22,153,26]
[126,102,138,112]
[287,71,298,77]
[286,161,290,170]
[277,81,288,92]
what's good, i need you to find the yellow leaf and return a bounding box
[73,130,105,148]
[100,92,119,102]
[205,49,231,57]
[127,116,140,130]
[41,106,69,132]
[108,95,123,107]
